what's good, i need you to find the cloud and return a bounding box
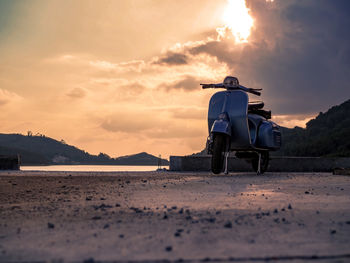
[100,112,156,133]
[153,52,188,66]
[170,107,206,120]
[0,89,22,106]
[161,0,350,115]
[160,75,202,92]
[66,87,86,99]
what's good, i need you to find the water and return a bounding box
[21,165,169,172]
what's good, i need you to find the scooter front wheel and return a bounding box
[211,134,226,174]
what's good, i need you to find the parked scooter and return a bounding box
[201,76,281,174]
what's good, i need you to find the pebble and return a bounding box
[288,204,292,209]
[47,222,55,229]
[224,221,232,228]
[83,258,95,263]
[165,246,172,252]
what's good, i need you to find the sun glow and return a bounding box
[220,0,254,43]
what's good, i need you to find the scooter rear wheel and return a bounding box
[252,151,269,174]
[211,134,226,174]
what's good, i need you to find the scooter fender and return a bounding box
[210,119,231,137]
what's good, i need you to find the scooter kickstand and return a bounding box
[257,153,261,175]
[224,152,229,175]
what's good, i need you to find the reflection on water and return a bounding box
[21,165,169,172]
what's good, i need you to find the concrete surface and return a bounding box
[170,156,350,172]
[0,171,350,262]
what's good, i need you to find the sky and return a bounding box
[0,0,349,158]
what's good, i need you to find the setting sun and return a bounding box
[221,0,254,43]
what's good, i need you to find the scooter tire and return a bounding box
[252,151,269,174]
[211,134,226,174]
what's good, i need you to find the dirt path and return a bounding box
[0,171,350,262]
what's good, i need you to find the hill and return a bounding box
[276,99,350,157]
[0,134,169,165]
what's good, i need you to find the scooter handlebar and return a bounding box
[200,83,224,89]
[201,83,261,96]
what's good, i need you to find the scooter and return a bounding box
[201,76,281,174]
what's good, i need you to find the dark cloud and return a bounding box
[153,52,188,66]
[183,0,350,115]
[160,75,201,91]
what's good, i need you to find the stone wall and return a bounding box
[0,155,20,170]
[169,155,350,172]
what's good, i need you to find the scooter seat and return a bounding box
[248,101,264,111]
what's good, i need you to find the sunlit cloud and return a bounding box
[0,89,22,107]
[217,0,254,42]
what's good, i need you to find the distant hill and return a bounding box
[276,99,350,157]
[0,134,169,165]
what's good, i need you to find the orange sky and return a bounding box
[0,0,317,158]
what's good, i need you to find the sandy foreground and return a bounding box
[0,171,350,262]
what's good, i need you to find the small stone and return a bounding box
[103,224,109,229]
[91,216,101,220]
[274,209,278,214]
[47,222,55,229]
[171,206,177,210]
[83,258,95,263]
[288,204,292,209]
[115,203,121,207]
[119,234,124,238]
[224,221,232,228]
[165,246,172,252]
[330,230,336,234]
[163,214,168,220]
[305,191,310,194]
[86,196,92,201]
[174,232,181,237]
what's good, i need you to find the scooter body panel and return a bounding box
[211,119,231,136]
[208,90,252,150]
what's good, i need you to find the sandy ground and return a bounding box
[0,171,350,262]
